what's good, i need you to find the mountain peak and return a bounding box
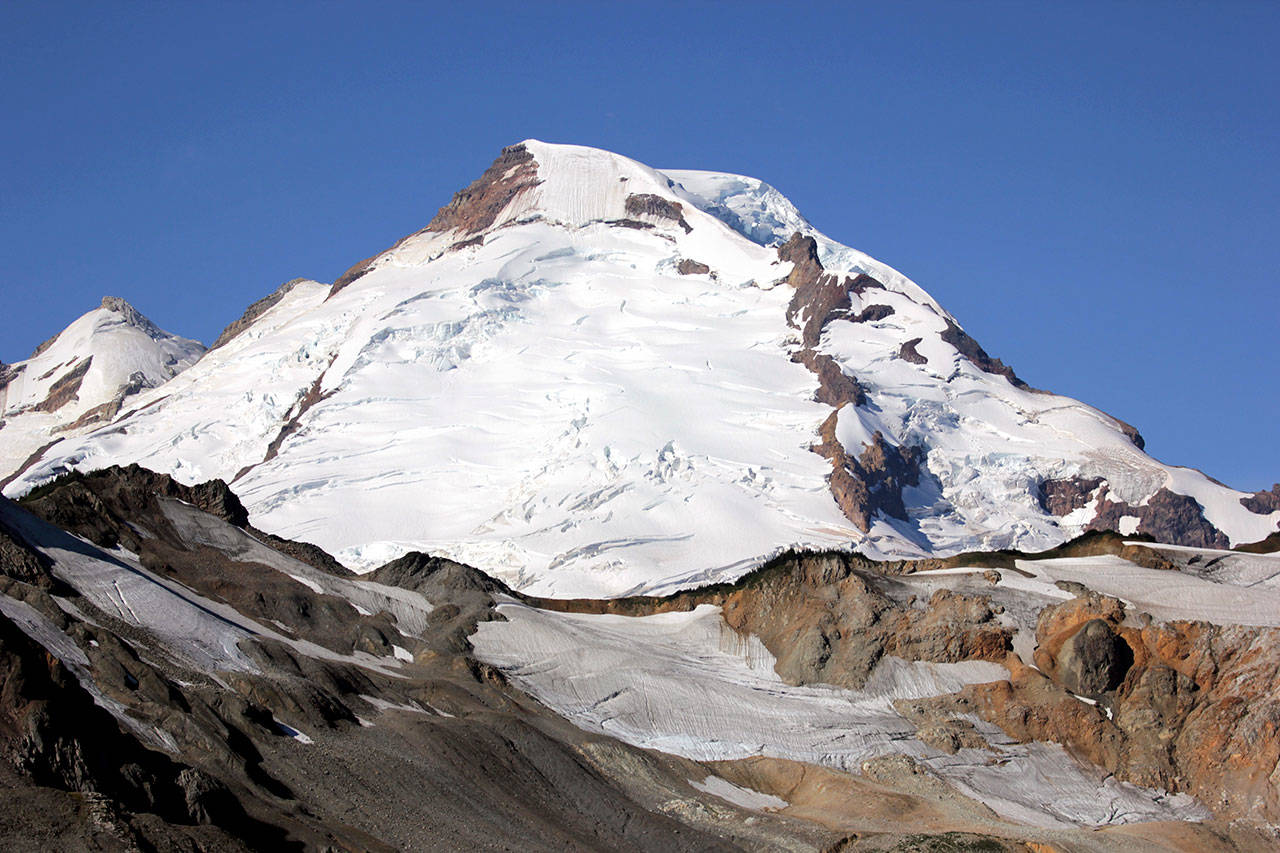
[6,142,1277,595]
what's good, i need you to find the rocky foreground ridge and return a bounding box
[0,464,1277,849]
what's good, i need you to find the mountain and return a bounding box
[2,144,1279,847]
[1,141,1276,599]
[0,297,204,487]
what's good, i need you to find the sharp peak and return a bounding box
[94,295,167,338]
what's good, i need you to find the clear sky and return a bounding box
[1,1,1277,490]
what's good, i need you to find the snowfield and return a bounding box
[3,141,1275,597]
[471,600,1209,829]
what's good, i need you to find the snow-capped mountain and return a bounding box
[0,297,204,485]
[2,141,1275,596]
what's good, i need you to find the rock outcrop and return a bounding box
[1089,485,1230,549]
[624,193,692,233]
[1243,484,1280,515]
[210,278,307,350]
[1036,476,1103,516]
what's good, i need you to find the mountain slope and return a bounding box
[0,297,205,486]
[2,142,1275,597]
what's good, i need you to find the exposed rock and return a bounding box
[676,258,710,276]
[28,333,62,360]
[624,194,692,233]
[33,358,92,413]
[0,439,62,492]
[777,233,851,348]
[327,251,381,299]
[0,502,54,588]
[449,234,485,251]
[812,417,927,533]
[53,398,122,433]
[428,143,541,236]
[257,359,337,468]
[0,609,273,837]
[942,585,1280,822]
[897,337,928,365]
[20,464,249,551]
[852,304,894,323]
[603,218,656,231]
[849,274,885,295]
[773,231,923,531]
[790,350,865,408]
[329,145,542,300]
[1242,484,1280,515]
[210,278,307,351]
[1055,619,1133,697]
[1110,415,1147,451]
[0,362,23,396]
[1089,485,1229,549]
[1237,531,1280,554]
[98,297,167,340]
[1036,476,1103,516]
[940,319,1026,388]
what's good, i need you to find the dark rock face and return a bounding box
[1242,484,1280,515]
[939,319,1026,388]
[4,465,830,851]
[1110,415,1146,450]
[897,337,928,365]
[790,350,865,408]
[210,278,307,351]
[33,358,92,413]
[623,194,692,233]
[1037,476,1104,516]
[813,417,925,532]
[20,464,249,550]
[1056,619,1132,696]
[0,362,23,396]
[0,610,266,841]
[775,232,928,532]
[676,258,710,275]
[1089,486,1229,549]
[778,233,852,349]
[0,506,54,589]
[853,304,894,323]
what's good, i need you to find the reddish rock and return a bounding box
[676,258,710,276]
[1036,476,1103,516]
[790,351,865,408]
[329,145,541,300]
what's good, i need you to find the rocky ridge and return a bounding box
[2,464,1277,849]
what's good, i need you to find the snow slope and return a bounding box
[0,297,204,481]
[3,141,1274,596]
[471,600,1207,829]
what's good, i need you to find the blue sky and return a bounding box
[1,1,1277,489]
